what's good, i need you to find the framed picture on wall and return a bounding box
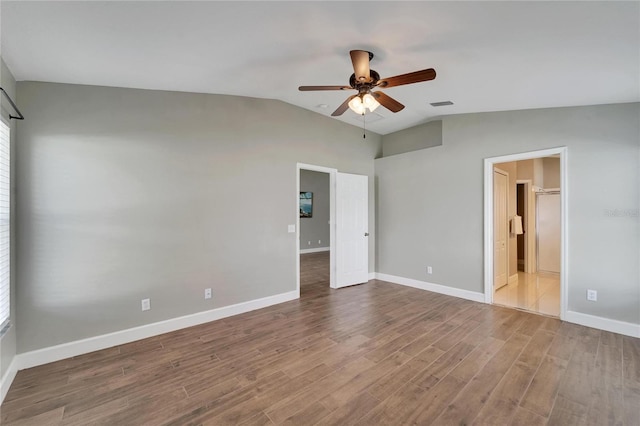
[300,192,313,218]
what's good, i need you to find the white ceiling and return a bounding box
[1,1,639,135]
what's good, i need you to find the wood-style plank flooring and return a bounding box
[1,251,638,425]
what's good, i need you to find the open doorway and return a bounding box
[484,148,567,319]
[299,169,331,295]
[295,164,370,297]
[296,163,336,297]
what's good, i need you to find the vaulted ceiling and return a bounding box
[2,1,638,134]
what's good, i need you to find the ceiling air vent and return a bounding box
[430,101,454,107]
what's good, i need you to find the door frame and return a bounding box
[483,147,568,320]
[296,163,337,297]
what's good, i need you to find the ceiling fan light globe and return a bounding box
[348,96,365,114]
[363,93,380,112]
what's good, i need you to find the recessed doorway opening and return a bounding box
[484,148,567,319]
[296,164,336,297]
[295,164,370,297]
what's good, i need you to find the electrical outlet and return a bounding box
[427,266,433,274]
[141,298,151,311]
[308,241,311,245]
[205,288,212,299]
[587,289,597,302]
[318,240,321,244]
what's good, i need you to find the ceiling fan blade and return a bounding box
[298,85,351,91]
[377,68,436,88]
[372,91,405,113]
[331,95,357,116]
[350,50,371,83]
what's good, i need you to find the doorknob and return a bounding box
[364,232,369,237]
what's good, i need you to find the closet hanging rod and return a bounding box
[0,87,24,120]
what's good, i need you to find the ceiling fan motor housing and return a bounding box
[349,70,381,89]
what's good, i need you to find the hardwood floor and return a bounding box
[1,251,638,425]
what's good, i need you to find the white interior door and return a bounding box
[336,172,368,288]
[537,192,561,273]
[494,169,508,289]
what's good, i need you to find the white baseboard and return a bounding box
[299,247,330,254]
[375,273,485,303]
[15,290,299,372]
[565,311,640,338]
[368,272,376,281]
[508,273,518,285]
[1,357,18,404]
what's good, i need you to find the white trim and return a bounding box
[508,273,518,285]
[559,149,569,321]
[297,163,337,293]
[486,147,567,164]
[14,290,298,371]
[484,147,568,321]
[299,247,330,254]
[375,273,485,303]
[368,272,376,281]
[484,163,494,304]
[565,311,640,338]
[1,357,18,404]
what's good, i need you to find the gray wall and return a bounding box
[0,57,17,380]
[382,120,442,157]
[299,170,329,251]
[376,103,640,325]
[15,82,381,352]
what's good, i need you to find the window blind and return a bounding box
[0,120,10,333]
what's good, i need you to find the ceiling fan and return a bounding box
[299,50,436,117]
